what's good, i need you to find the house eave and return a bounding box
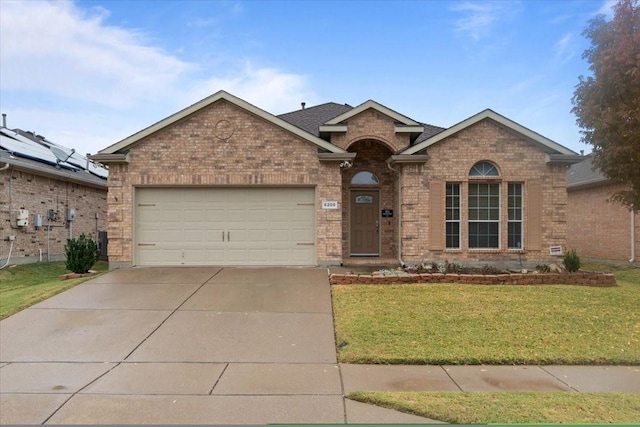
[395,125,425,133]
[89,153,130,164]
[318,125,348,133]
[317,152,357,162]
[387,154,429,166]
[545,154,584,165]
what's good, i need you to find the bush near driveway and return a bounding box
[332,265,640,365]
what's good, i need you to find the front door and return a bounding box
[350,190,380,256]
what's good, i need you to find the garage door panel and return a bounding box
[135,187,315,266]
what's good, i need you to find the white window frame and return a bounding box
[445,182,461,249]
[508,182,524,250]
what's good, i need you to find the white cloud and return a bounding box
[0,0,314,154]
[0,0,191,108]
[554,33,577,64]
[185,64,316,114]
[450,1,521,41]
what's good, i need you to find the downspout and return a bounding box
[387,162,404,267]
[0,162,9,171]
[631,207,636,263]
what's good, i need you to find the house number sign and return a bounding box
[322,200,339,209]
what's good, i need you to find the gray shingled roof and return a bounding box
[567,155,608,188]
[278,102,353,137]
[278,102,446,144]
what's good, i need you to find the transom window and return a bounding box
[351,171,379,185]
[469,161,499,177]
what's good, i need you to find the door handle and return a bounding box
[227,231,230,242]
[376,220,379,233]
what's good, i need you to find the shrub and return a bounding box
[65,234,99,274]
[563,249,581,272]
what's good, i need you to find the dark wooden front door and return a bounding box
[350,190,379,256]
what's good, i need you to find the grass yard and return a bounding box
[348,391,640,424]
[0,261,108,320]
[332,264,640,365]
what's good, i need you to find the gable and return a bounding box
[95,90,347,157]
[401,109,580,163]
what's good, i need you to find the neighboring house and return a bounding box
[0,124,108,265]
[567,156,639,263]
[91,90,581,269]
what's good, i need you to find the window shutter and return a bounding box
[429,181,445,250]
[527,182,542,250]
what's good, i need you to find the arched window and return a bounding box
[351,171,379,185]
[468,161,500,249]
[469,161,499,177]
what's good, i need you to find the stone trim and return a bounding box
[329,271,617,287]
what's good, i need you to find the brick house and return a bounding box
[567,156,639,263]
[1,126,108,265]
[91,91,581,269]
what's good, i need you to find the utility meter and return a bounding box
[16,209,29,227]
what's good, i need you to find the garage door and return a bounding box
[135,187,316,266]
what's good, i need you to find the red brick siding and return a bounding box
[400,119,569,263]
[0,169,107,263]
[567,182,639,262]
[106,99,343,266]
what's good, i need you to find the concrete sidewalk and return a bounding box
[1,267,638,425]
[340,364,640,393]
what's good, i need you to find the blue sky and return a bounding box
[0,0,615,155]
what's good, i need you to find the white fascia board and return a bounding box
[99,90,346,155]
[324,100,421,126]
[318,125,348,133]
[545,154,584,165]
[395,125,425,133]
[317,152,357,162]
[402,109,578,156]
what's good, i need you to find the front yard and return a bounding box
[333,263,640,424]
[333,264,640,365]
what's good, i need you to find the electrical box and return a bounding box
[47,209,58,221]
[16,209,29,227]
[35,215,43,228]
[66,208,75,222]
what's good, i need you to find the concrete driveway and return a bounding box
[0,267,433,424]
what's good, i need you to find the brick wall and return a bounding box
[0,169,107,264]
[567,182,639,262]
[106,99,343,267]
[400,119,569,264]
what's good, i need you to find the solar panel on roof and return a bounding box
[0,128,108,178]
[0,129,61,166]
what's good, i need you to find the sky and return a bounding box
[0,0,617,156]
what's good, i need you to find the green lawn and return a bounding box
[335,264,640,424]
[0,261,108,320]
[332,264,640,365]
[348,391,640,424]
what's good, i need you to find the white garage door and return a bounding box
[135,187,316,266]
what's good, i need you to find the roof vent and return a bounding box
[301,102,306,110]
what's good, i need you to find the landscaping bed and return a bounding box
[330,270,617,286]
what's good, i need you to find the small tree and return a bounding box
[563,249,581,273]
[65,234,99,274]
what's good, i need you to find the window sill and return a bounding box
[468,249,502,254]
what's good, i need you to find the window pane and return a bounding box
[446,222,460,248]
[508,222,522,249]
[469,222,499,249]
